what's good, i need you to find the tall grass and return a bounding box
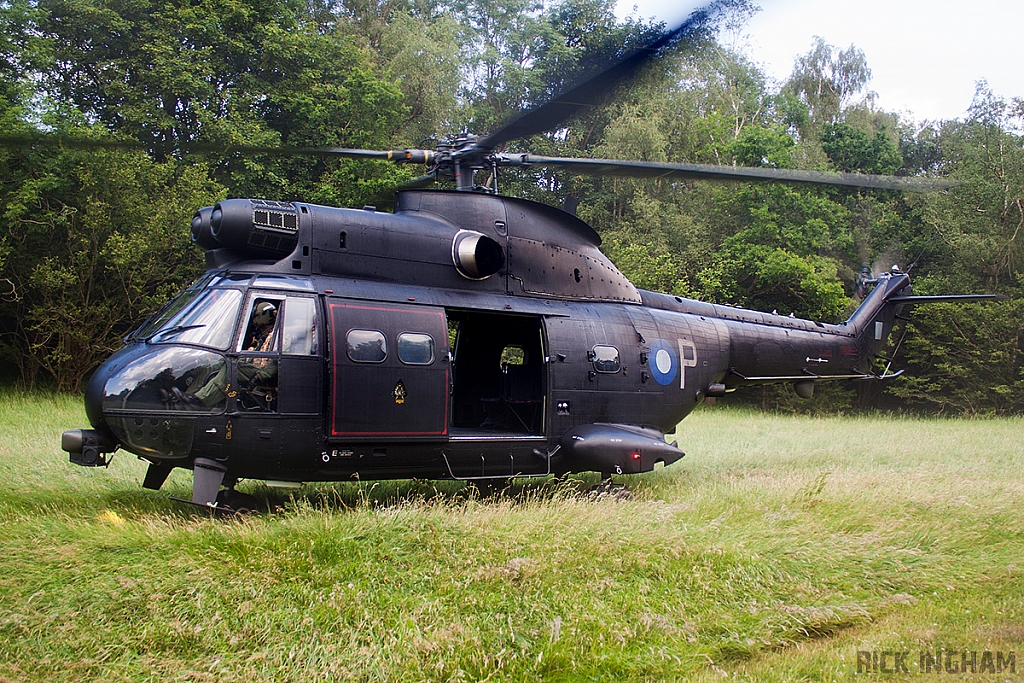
[1,393,1022,682]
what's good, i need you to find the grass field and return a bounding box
[1,392,1023,682]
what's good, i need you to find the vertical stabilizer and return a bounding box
[845,270,912,362]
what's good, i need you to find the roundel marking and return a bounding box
[648,339,677,386]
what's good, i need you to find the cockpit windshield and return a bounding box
[138,286,243,350]
[132,273,215,341]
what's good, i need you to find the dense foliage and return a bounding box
[0,0,1020,411]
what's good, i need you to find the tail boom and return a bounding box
[719,271,913,391]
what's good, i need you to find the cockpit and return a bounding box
[89,273,322,460]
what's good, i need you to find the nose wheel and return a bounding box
[191,458,227,506]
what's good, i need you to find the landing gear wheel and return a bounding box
[589,478,632,501]
[216,489,259,514]
[469,478,509,498]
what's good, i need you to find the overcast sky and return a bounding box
[614,0,1023,123]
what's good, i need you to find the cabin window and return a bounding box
[398,332,434,365]
[500,345,525,367]
[592,345,620,373]
[347,329,387,363]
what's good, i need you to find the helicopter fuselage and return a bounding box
[63,190,910,504]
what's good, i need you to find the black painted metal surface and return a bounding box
[63,192,922,499]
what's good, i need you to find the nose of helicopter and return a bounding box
[61,348,130,466]
[63,342,224,466]
[83,347,121,433]
[63,344,147,465]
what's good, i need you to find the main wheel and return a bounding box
[470,478,510,498]
[589,478,632,501]
[216,489,259,514]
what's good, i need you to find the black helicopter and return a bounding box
[50,7,997,511]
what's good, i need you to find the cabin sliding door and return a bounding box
[327,300,449,440]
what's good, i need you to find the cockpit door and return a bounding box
[277,296,323,415]
[327,301,449,439]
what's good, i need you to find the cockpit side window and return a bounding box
[239,298,282,353]
[234,297,283,412]
[281,296,319,355]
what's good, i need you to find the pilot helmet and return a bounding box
[252,301,277,327]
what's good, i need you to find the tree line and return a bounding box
[0,0,1020,413]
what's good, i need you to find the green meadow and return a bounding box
[1,392,1022,682]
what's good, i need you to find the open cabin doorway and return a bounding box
[448,311,545,436]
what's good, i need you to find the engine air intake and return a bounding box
[452,230,504,279]
[205,198,300,258]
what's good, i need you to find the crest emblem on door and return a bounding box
[393,380,407,405]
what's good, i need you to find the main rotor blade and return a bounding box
[500,154,956,192]
[887,294,1005,303]
[471,4,716,154]
[0,132,437,162]
[0,133,151,152]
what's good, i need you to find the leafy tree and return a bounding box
[32,0,410,203]
[889,297,1024,414]
[820,122,901,175]
[601,237,684,295]
[452,0,551,133]
[668,44,773,163]
[0,140,222,390]
[0,0,1019,417]
[878,84,1024,413]
[783,37,873,136]
[694,182,855,321]
[374,10,469,141]
[0,0,418,388]
[915,85,1024,291]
